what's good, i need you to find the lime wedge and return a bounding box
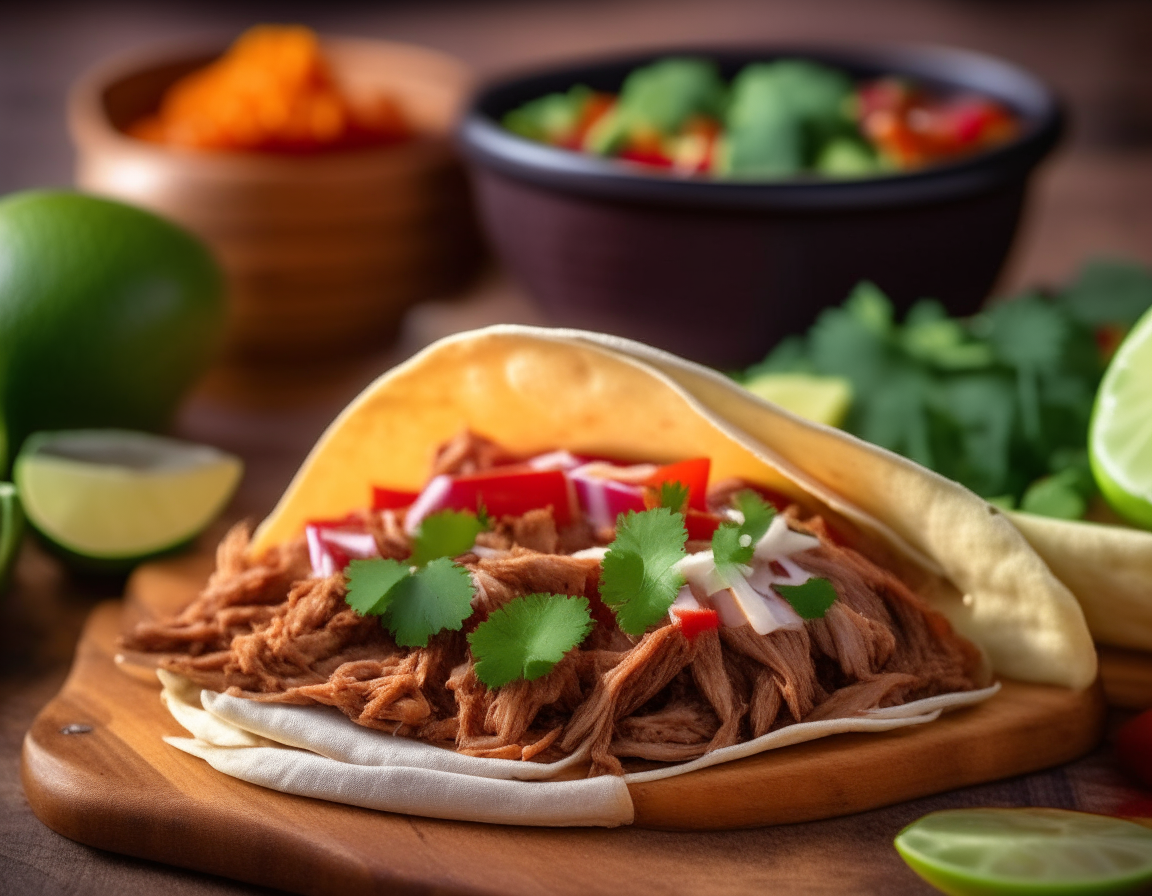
[895,808,1152,896]
[0,482,25,588]
[1090,304,1152,528]
[14,430,242,569]
[742,372,853,427]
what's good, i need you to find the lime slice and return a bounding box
[895,808,1152,896]
[0,482,25,588]
[1090,304,1152,528]
[742,372,853,427]
[14,430,242,569]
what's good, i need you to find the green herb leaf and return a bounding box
[657,480,690,514]
[382,557,476,648]
[712,491,777,587]
[1058,258,1152,328]
[732,490,776,543]
[775,577,838,619]
[600,508,688,636]
[468,593,593,688]
[345,558,410,616]
[410,509,485,566]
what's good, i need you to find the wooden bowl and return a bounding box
[69,37,483,363]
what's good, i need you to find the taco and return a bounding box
[121,326,1096,826]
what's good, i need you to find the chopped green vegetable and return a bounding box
[600,508,688,636]
[468,593,593,688]
[732,490,776,542]
[384,558,476,648]
[345,557,411,616]
[410,509,485,566]
[712,490,776,586]
[775,577,838,619]
[502,84,594,144]
[722,60,854,177]
[738,261,1152,518]
[657,480,690,514]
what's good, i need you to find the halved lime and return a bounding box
[0,482,25,588]
[895,808,1152,896]
[742,372,854,427]
[14,430,242,569]
[1090,304,1152,529]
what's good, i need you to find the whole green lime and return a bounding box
[0,191,225,471]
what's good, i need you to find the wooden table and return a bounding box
[3,1,1152,894]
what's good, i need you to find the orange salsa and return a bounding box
[129,26,412,153]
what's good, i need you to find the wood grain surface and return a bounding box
[1099,646,1152,711]
[19,554,1109,894]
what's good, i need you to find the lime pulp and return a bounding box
[895,808,1152,896]
[742,372,854,427]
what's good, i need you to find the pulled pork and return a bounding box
[123,504,987,778]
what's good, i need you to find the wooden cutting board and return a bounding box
[1098,645,1152,710]
[22,554,1107,895]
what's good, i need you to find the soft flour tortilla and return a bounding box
[165,326,1098,826]
[1006,512,1152,651]
[252,325,1096,689]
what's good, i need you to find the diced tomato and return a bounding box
[618,143,674,168]
[647,457,710,511]
[684,509,722,541]
[371,486,420,511]
[671,606,720,640]
[408,467,575,530]
[1117,709,1152,789]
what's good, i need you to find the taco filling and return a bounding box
[123,430,988,777]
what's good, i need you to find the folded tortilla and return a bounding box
[253,325,1096,689]
[161,325,1098,826]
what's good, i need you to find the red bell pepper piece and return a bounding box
[684,509,722,541]
[671,606,720,640]
[407,467,576,530]
[646,457,710,511]
[372,486,420,511]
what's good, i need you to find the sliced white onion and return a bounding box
[306,526,379,578]
[671,585,701,613]
[753,514,821,562]
[526,450,584,471]
[674,550,727,599]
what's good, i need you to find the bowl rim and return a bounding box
[67,35,473,176]
[458,42,1064,211]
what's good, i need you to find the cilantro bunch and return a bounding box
[740,260,1152,519]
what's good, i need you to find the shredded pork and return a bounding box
[122,442,988,777]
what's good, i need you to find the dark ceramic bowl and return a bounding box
[459,45,1063,367]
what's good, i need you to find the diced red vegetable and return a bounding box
[647,457,710,511]
[406,467,576,531]
[685,509,723,541]
[671,606,720,640]
[371,486,420,511]
[1116,709,1152,789]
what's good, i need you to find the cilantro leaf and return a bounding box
[657,480,690,514]
[711,524,750,587]
[345,558,410,616]
[775,577,837,619]
[713,491,777,587]
[410,509,484,566]
[382,557,476,647]
[732,490,776,543]
[1057,258,1152,328]
[468,593,593,688]
[600,508,687,636]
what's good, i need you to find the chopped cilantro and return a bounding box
[345,558,410,616]
[468,593,593,688]
[383,558,476,647]
[732,490,776,542]
[410,509,485,565]
[713,490,776,586]
[737,261,1152,519]
[775,577,837,619]
[600,508,688,636]
[657,480,690,513]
